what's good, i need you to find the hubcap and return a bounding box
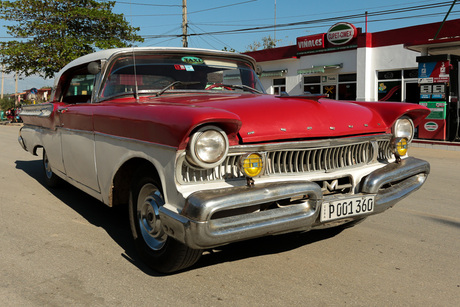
[137,183,167,251]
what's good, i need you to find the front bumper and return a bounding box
[160,157,429,249]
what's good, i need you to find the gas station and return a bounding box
[246,18,460,143]
[406,39,460,142]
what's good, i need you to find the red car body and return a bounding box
[18,47,430,273]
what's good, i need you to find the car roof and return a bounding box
[54,47,257,82]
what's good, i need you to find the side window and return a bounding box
[63,73,96,104]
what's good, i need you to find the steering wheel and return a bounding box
[205,83,234,91]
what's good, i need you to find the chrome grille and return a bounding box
[266,142,373,175]
[179,138,393,183]
[377,140,393,160]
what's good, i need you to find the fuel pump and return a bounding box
[417,54,460,141]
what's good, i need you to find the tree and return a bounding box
[246,35,280,52]
[221,47,236,53]
[0,96,16,112]
[0,0,144,79]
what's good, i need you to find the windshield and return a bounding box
[99,53,264,99]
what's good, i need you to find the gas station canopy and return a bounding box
[405,37,460,56]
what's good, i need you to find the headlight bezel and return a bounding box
[392,116,415,143]
[187,125,229,169]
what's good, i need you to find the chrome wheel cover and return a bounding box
[137,183,167,251]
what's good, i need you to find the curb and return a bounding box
[412,139,460,151]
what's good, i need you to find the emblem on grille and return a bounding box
[317,177,353,195]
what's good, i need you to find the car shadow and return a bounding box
[15,159,345,275]
[195,227,344,270]
[15,159,156,274]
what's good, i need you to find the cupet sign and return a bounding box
[327,22,357,45]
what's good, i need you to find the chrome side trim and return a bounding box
[19,103,54,117]
[228,134,392,152]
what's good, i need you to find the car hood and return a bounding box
[154,94,388,143]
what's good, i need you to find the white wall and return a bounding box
[256,44,420,100]
[357,44,419,101]
[356,47,374,101]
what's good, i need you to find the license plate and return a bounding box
[320,196,375,222]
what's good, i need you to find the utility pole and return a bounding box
[15,72,18,106]
[182,0,188,47]
[274,0,277,47]
[1,65,4,99]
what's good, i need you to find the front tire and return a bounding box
[129,168,202,273]
[42,149,61,188]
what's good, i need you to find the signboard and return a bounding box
[297,34,325,52]
[327,22,357,45]
[424,121,439,132]
[296,22,359,56]
[418,61,450,83]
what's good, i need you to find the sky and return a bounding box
[1,0,459,95]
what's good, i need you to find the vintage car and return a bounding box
[18,47,430,273]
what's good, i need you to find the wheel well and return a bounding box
[111,158,159,207]
[33,145,43,156]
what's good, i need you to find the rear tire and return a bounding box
[42,149,62,188]
[129,167,202,273]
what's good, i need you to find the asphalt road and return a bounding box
[1,124,459,306]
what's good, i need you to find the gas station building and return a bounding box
[245,19,460,142]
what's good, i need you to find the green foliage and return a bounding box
[246,35,281,52]
[221,47,236,53]
[0,0,144,79]
[0,96,16,111]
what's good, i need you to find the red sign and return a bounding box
[297,34,325,52]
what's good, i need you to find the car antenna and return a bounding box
[129,1,139,102]
[132,49,139,101]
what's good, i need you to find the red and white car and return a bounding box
[19,47,430,273]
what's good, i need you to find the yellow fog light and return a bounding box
[391,137,408,161]
[239,153,264,178]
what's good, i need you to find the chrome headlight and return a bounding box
[392,117,415,143]
[187,125,228,169]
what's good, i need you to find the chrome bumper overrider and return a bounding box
[160,157,430,249]
[360,157,430,213]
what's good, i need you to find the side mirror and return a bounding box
[87,61,101,75]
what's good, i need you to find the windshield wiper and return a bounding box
[155,81,200,97]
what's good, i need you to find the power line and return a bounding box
[188,0,257,15]
[120,0,258,17]
[115,1,181,7]
[141,1,458,39]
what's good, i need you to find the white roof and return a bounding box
[53,47,256,87]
